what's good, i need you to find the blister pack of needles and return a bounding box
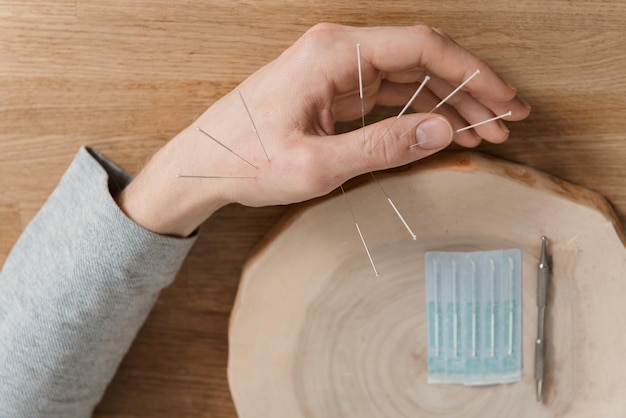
[424,249,522,385]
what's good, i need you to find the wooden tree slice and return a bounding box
[228,152,626,418]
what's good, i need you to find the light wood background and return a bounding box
[1,1,625,417]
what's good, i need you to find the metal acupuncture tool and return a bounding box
[430,69,481,115]
[332,44,378,277]
[489,258,496,357]
[340,185,379,276]
[535,236,551,402]
[408,111,513,149]
[470,259,477,357]
[356,43,417,241]
[238,90,271,162]
[370,72,431,151]
[507,256,515,356]
[402,68,484,143]
[177,175,255,179]
[451,259,459,357]
[455,111,512,133]
[196,126,258,169]
[365,68,513,148]
[432,258,441,357]
[178,93,269,179]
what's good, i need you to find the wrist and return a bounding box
[116,127,232,237]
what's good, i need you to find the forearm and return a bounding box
[0,147,196,417]
[116,125,231,237]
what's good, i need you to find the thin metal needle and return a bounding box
[508,256,515,356]
[340,185,379,277]
[433,258,440,357]
[452,259,459,358]
[408,111,513,148]
[196,126,258,169]
[371,75,431,151]
[369,173,417,240]
[489,258,496,358]
[470,258,477,358]
[404,68,481,144]
[356,43,417,240]
[455,111,512,133]
[177,175,256,179]
[398,76,432,119]
[356,43,366,145]
[238,90,271,162]
[428,69,481,115]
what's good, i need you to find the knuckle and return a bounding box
[411,24,438,42]
[290,146,335,197]
[306,22,341,34]
[301,23,342,47]
[292,24,342,66]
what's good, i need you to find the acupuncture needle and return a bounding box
[470,258,477,358]
[398,68,479,141]
[368,173,416,240]
[508,256,515,356]
[356,43,417,240]
[433,258,440,357]
[356,43,367,145]
[400,69,480,140]
[370,75,431,151]
[452,259,459,358]
[196,126,258,169]
[429,69,481,116]
[489,258,496,358]
[403,68,481,142]
[177,175,255,179]
[455,111,512,133]
[340,185,379,276]
[181,97,268,179]
[238,90,271,162]
[408,110,513,148]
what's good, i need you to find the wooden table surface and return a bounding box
[1,1,625,417]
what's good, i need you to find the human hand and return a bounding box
[117,24,530,236]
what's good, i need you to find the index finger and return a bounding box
[347,25,518,103]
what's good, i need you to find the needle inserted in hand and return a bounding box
[238,90,271,162]
[455,111,512,133]
[340,185,379,277]
[356,43,367,145]
[370,75,431,151]
[408,110,513,148]
[428,69,480,115]
[177,175,256,179]
[403,69,481,145]
[356,43,417,240]
[196,126,258,169]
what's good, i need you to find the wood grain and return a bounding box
[230,152,626,417]
[1,1,625,416]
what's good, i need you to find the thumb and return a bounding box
[410,115,455,150]
[331,113,454,176]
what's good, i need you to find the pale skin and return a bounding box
[116,24,531,237]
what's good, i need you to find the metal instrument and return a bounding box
[535,235,550,402]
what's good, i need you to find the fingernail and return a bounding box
[504,78,517,93]
[415,117,453,150]
[498,119,510,134]
[520,96,532,110]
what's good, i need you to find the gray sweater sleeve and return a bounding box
[0,147,197,417]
